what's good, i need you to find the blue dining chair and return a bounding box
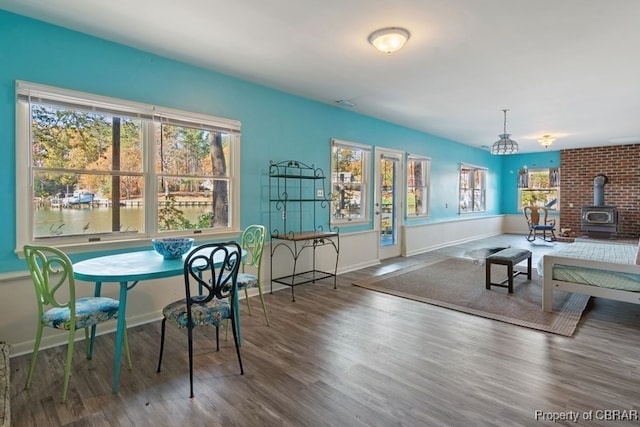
[156,242,244,398]
[23,244,131,403]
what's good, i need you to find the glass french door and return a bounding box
[375,148,403,259]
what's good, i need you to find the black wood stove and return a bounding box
[581,174,617,237]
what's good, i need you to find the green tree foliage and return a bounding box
[158,195,216,231]
[521,170,556,207]
[32,106,143,199]
[332,146,364,218]
[32,104,231,233]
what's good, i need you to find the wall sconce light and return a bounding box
[538,134,556,148]
[368,27,410,54]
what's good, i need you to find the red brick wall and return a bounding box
[560,144,640,238]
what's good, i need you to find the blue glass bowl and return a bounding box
[152,238,195,260]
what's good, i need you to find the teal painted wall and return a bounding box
[0,10,504,273]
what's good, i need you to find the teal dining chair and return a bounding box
[156,242,244,398]
[23,244,131,403]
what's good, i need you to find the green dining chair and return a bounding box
[237,224,269,325]
[23,245,131,403]
[224,224,269,340]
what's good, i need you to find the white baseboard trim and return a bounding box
[404,232,503,257]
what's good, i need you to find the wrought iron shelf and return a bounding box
[268,160,339,302]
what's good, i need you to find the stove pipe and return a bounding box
[593,174,607,206]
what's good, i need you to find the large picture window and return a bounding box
[406,154,430,217]
[459,163,487,213]
[330,139,370,223]
[16,81,240,248]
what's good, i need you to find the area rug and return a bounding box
[353,257,590,336]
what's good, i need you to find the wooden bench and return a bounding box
[485,248,532,293]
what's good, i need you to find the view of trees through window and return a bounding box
[459,165,487,213]
[29,102,232,240]
[157,123,231,231]
[407,156,429,216]
[520,169,559,210]
[331,141,368,222]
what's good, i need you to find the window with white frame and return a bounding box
[518,168,560,210]
[406,154,431,217]
[330,138,370,223]
[16,81,240,248]
[459,163,487,213]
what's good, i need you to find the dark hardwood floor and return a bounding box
[9,235,640,426]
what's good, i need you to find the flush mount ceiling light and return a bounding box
[538,134,556,148]
[491,109,519,155]
[368,27,410,54]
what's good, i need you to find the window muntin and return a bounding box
[17,81,240,247]
[406,155,430,217]
[459,164,487,213]
[330,139,370,223]
[519,169,560,210]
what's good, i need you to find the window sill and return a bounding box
[331,218,369,226]
[15,230,242,258]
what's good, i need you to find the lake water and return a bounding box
[34,205,207,237]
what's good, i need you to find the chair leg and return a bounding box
[85,327,92,359]
[256,283,270,326]
[215,326,220,351]
[187,325,194,398]
[24,323,43,390]
[85,321,130,369]
[229,314,244,375]
[526,229,535,241]
[123,321,132,369]
[244,288,252,315]
[61,328,76,403]
[88,324,97,360]
[84,322,131,370]
[156,318,167,373]
[237,284,270,326]
[228,318,234,340]
[224,293,234,341]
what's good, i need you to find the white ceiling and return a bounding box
[3,0,640,153]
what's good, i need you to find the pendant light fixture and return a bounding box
[491,109,519,155]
